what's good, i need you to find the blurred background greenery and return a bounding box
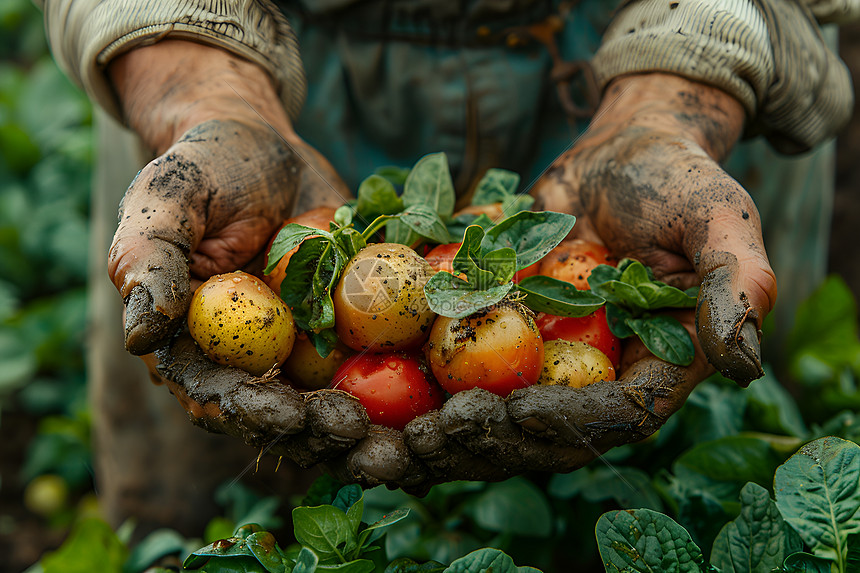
[2,1,860,572]
[1,0,94,567]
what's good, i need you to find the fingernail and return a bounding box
[733,320,763,387]
[124,285,178,355]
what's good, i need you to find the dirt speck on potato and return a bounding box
[188,271,296,376]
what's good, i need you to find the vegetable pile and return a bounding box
[188,153,699,431]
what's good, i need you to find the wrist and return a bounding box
[108,40,296,154]
[590,73,746,161]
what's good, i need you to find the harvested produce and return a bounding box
[332,242,436,352]
[330,352,444,430]
[188,271,296,376]
[538,339,616,388]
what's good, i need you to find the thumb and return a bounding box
[687,182,778,386]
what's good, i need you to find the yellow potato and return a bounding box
[539,339,616,388]
[188,271,296,376]
[333,243,436,352]
[281,332,351,390]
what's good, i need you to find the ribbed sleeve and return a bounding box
[593,0,855,154]
[39,0,306,123]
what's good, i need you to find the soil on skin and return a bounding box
[1,26,860,573]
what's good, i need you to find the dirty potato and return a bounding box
[333,243,436,352]
[188,271,296,376]
[538,339,616,388]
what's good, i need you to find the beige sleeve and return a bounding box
[38,0,306,123]
[592,0,855,154]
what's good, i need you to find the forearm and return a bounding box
[108,40,298,155]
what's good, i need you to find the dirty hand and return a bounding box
[107,40,371,465]
[324,73,778,490]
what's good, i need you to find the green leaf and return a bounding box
[356,174,403,220]
[500,194,535,219]
[374,165,411,186]
[384,219,420,247]
[774,437,860,565]
[620,260,651,287]
[265,224,333,275]
[280,237,329,328]
[780,552,835,573]
[480,211,576,270]
[292,505,356,562]
[123,528,187,573]
[244,531,286,573]
[308,328,340,359]
[316,560,376,572]
[184,555,272,571]
[590,280,650,312]
[516,275,605,317]
[308,244,346,331]
[339,228,367,260]
[398,204,452,244]
[710,482,803,573]
[401,152,455,219]
[636,283,698,309]
[332,484,363,514]
[364,508,410,532]
[745,368,809,439]
[673,435,786,497]
[444,548,540,573]
[471,168,521,205]
[453,226,495,289]
[848,533,860,572]
[587,264,622,287]
[626,315,695,366]
[595,509,706,572]
[334,204,354,227]
[481,247,517,284]
[41,518,128,573]
[605,303,635,338]
[424,272,513,318]
[292,547,320,573]
[384,558,446,572]
[467,477,553,538]
[446,213,494,241]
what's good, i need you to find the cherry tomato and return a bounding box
[425,242,539,283]
[425,301,543,397]
[538,239,616,290]
[330,352,444,430]
[535,307,622,370]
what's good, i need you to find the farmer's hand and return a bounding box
[326,73,777,490]
[107,40,369,464]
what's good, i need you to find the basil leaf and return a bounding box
[447,213,495,241]
[637,282,698,309]
[356,174,403,220]
[424,272,513,318]
[481,247,517,284]
[596,509,706,572]
[374,164,411,186]
[590,279,650,311]
[292,505,355,561]
[516,275,605,317]
[500,193,535,219]
[281,237,330,330]
[265,224,332,274]
[471,168,520,205]
[339,228,367,260]
[399,204,452,244]
[453,226,495,289]
[401,152,455,220]
[292,547,319,573]
[626,315,695,366]
[781,552,837,573]
[619,260,651,287]
[334,205,354,228]
[384,219,420,246]
[308,244,345,331]
[480,211,576,270]
[308,328,339,359]
[604,303,635,338]
[587,263,622,287]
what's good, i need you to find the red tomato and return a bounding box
[330,352,444,430]
[425,302,544,397]
[538,239,616,290]
[535,307,622,370]
[425,242,539,283]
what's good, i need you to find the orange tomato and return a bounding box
[538,239,616,290]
